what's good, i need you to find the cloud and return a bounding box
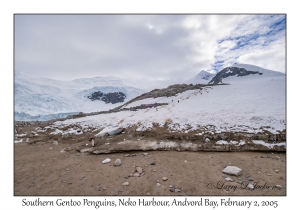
[237,39,285,72]
[212,15,286,71]
[15,14,286,89]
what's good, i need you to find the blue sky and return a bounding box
[15,14,286,89]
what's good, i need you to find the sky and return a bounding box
[15,14,286,89]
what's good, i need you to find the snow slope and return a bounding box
[186,70,215,85]
[52,64,286,135]
[14,72,146,121]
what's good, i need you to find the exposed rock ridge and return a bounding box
[209,67,262,84]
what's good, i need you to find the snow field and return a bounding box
[51,69,285,136]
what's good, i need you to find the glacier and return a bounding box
[14,72,146,121]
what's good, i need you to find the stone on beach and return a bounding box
[136,167,143,173]
[122,182,129,186]
[133,172,140,177]
[102,158,111,164]
[114,159,122,166]
[222,166,242,176]
[162,177,168,181]
[224,177,233,182]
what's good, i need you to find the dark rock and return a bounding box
[87,91,126,104]
[209,67,261,84]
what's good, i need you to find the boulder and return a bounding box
[222,166,242,176]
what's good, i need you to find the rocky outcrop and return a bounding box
[209,67,262,84]
[136,84,204,100]
[111,83,227,112]
[87,91,126,104]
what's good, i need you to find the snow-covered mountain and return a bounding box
[52,64,286,136]
[14,72,146,121]
[209,64,285,84]
[186,70,215,84]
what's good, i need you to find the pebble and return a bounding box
[225,177,233,182]
[122,182,129,186]
[247,183,254,190]
[152,170,156,172]
[79,176,85,180]
[156,183,161,187]
[136,167,143,173]
[133,172,140,177]
[247,177,254,181]
[275,185,283,189]
[275,169,279,173]
[66,168,69,171]
[162,177,168,181]
[124,154,130,157]
[114,159,122,167]
[102,158,111,164]
[150,162,156,165]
